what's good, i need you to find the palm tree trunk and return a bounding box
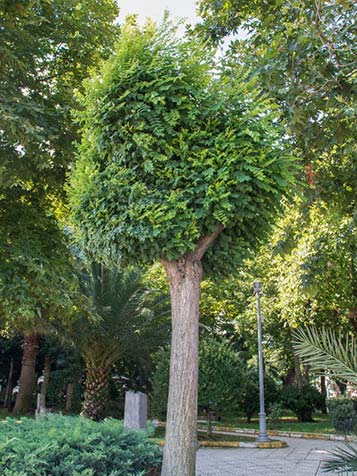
[81,361,112,420]
[13,332,39,415]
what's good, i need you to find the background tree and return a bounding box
[72,263,168,421]
[70,20,296,476]
[0,200,78,414]
[0,0,119,414]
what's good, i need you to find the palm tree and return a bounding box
[293,326,357,473]
[293,327,357,385]
[75,263,168,421]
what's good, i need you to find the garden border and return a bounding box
[197,423,357,442]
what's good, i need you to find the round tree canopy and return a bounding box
[70,21,296,272]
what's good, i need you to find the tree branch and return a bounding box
[192,223,225,261]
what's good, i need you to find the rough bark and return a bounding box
[81,362,112,421]
[65,383,74,413]
[3,358,14,409]
[13,332,39,415]
[303,364,310,385]
[161,224,224,476]
[293,353,303,389]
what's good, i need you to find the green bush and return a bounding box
[0,414,162,476]
[150,338,245,421]
[268,402,284,425]
[281,384,325,422]
[238,369,281,423]
[327,398,357,434]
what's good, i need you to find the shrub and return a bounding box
[150,338,245,423]
[327,398,357,434]
[281,384,325,422]
[0,414,162,476]
[268,402,284,425]
[238,369,281,423]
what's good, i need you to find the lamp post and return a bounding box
[254,281,270,442]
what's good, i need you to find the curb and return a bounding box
[153,438,287,449]
[197,424,357,442]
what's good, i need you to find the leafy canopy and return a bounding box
[0,0,118,333]
[197,0,357,209]
[70,20,296,271]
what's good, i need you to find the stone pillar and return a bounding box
[124,391,147,430]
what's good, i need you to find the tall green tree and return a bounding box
[70,21,296,476]
[0,0,119,413]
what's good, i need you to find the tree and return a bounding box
[0,197,79,414]
[70,21,296,476]
[0,0,119,414]
[74,263,168,421]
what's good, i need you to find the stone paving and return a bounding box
[197,436,355,476]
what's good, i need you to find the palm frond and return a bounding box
[292,327,357,385]
[323,443,357,473]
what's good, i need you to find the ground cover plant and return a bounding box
[0,414,162,476]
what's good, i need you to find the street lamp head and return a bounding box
[253,281,263,295]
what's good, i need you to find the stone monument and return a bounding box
[124,391,147,430]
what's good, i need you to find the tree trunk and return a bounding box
[160,225,224,476]
[40,356,51,409]
[81,362,112,421]
[207,410,214,439]
[161,257,202,476]
[293,353,303,389]
[3,358,14,409]
[66,383,74,413]
[320,372,327,413]
[320,373,327,397]
[13,332,39,415]
[303,364,310,385]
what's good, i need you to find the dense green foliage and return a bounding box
[150,339,244,419]
[70,21,296,271]
[0,0,119,192]
[0,199,78,332]
[197,0,357,375]
[0,0,119,331]
[0,415,161,475]
[327,398,357,434]
[238,369,280,423]
[150,338,280,422]
[281,384,325,422]
[198,0,357,205]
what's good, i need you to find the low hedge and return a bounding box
[327,398,357,434]
[0,414,162,476]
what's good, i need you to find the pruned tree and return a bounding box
[70,21,296,476]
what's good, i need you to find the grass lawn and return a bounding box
[153,426,255,442]
[207,412,334,434]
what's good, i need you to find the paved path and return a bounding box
[197,436,353,476]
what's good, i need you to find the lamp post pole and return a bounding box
[254,281,270,442]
